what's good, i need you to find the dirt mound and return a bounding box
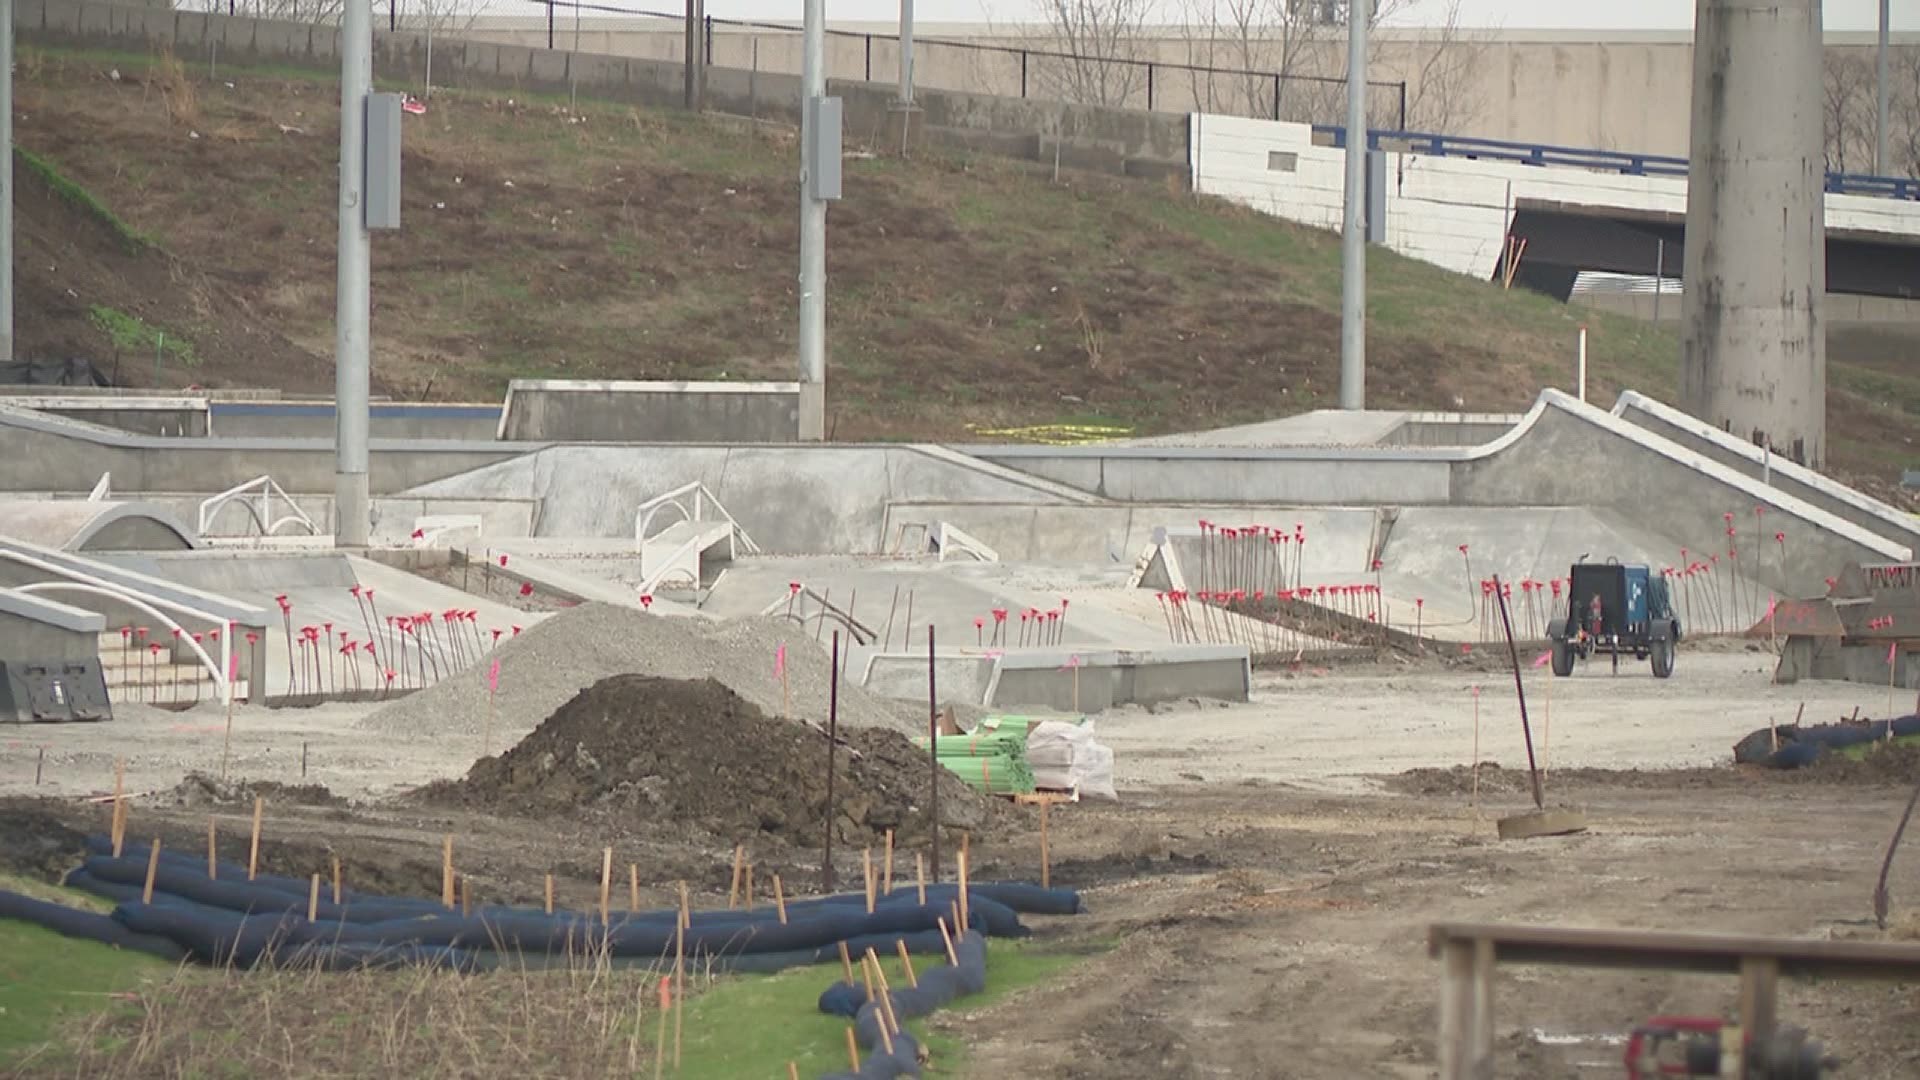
[167,771,349,809]
[358,603,919,743]
[420,674,998,847]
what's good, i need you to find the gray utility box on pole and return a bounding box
[807,97,844,202]
[365,92,404,230]
[1364,149,1386,245]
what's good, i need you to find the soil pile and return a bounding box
[167,772,349,809]
[358,603,917,742]
[422,674,998,846]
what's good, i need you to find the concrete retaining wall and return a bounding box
[403,443,1102,553]
[208,402,503,442]
[972,444,1453,504]
[1190,114,1920,280]
[498,380,800,443]
[21,0,1188,181]
[0,405,521,496]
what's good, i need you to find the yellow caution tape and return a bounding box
[965,423,1133,446]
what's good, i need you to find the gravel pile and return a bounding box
[420,674,996,845]
[357,603,917,741]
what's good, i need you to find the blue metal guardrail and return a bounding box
[1313,126,1920,202]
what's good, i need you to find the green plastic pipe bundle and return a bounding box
[916,729,1036,794]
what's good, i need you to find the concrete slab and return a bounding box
[859,643,1252,712]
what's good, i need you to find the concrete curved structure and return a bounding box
[0,500,200,553]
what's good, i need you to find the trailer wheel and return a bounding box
[1550,638,1574,677]
[1651,636,1675,679]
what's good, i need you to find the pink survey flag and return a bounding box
[1532,651,1551,668]
[774,644,787,678]
[487,658,501,693]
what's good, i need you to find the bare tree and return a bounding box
[1026,0,1157,108]
[1824,50,1878,174]
[1897,47,1920,178]
[1174,0,1335,122]
[1394,0,1485,132]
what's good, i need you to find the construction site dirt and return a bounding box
[5,646,1919,1077]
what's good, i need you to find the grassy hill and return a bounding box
[12,43,1914,487]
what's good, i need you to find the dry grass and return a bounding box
[146,48,198,128]
[25,946,682,1079]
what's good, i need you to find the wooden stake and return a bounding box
[460,874,471,917]
[598,846,613,927]
[838,940,854,984]
[860,946,875,999]
[248,796,264,881]
[957,846,971,931]
[629,864,639,912]
[442,835,457,909]
[882,830,895,895]
[677,880,690,931]
[331,855,342,905]
[110,759,126,857]
[895,938,918,988]
[1040,800,1051,889]
[773,874,788,924]
[868,949,900,1035]
[673,898,686,1069]
[788,1064,800,1080]
[1470,687,1482,809]
[544,872,555,915]
[863,848,875,914]
[937,916,958,966]
[220,679,239,778]
[915,853,926,905]
[844,1027,861,1072]
[206,815,217,880]
[308,873,320,920]
[142,837,161,904]
[728,844,744,909]
[745,863,755,910]
[653,979,670,1080]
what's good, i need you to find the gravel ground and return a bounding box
[357,602,919,742]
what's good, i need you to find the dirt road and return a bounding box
[5,648,1920,1078]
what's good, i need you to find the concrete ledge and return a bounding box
[498,379,802,442]
[860,644,1251,712]
[1611,390,1920,553]
[0,587,107,634]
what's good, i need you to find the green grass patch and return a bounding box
[0,915,174,1064]
[677,941,1088,1076]
[87,306,200,368]
[16,147,153,252]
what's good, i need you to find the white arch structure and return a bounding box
[0,552,238,705]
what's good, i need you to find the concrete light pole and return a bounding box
[1,0,14,365]
[1682,0,1826,467]
[1337,0,1367,410]
[797,0,828,440]
[334,0,372,546]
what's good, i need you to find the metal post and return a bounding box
[1875,0,1890,176]
[547,2,554,50]
[1020,51,1027,98]
[334,0,372,548]
[898,0,913,105]
[1146,63,1154,110]
[797,0,827,439]
[1338,5,1368,410]
[0,0,12,364]
[1653,237,1665,322]
[1576,325,1588,403]
[683,0,706,111]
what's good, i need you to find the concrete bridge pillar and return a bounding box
[1681,0,1827,467]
